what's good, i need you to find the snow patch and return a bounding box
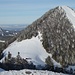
[66,65,75,72]
[6,31,9,33]
[0,40,5,43]
[0,69,68,75]
[51,58,61,67]
[2,33,4,36]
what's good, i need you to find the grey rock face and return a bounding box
[17,6,75,67]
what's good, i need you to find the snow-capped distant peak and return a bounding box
[62,6,75,28]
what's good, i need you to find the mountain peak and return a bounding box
[1,6,75,70]
[17,6,75,67]
[55,6,67,9]
[55,6,75,28]
[56,6,72,10]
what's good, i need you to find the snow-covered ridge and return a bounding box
[1,31,61,67]
[62,6,75,28]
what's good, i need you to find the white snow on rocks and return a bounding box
[1,31,61,67]
[0,69,68,75]
[62,6,75,28]
[66,65,75,72]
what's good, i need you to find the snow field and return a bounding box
[0,69,68,75]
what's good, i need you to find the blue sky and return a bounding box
[0,0,75,24]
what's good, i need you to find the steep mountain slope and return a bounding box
[1,6,75,69]
[17,6,75,67]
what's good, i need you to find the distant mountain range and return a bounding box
[0,24,28,31]
[0,24,28,41]
[0,27,18,37]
